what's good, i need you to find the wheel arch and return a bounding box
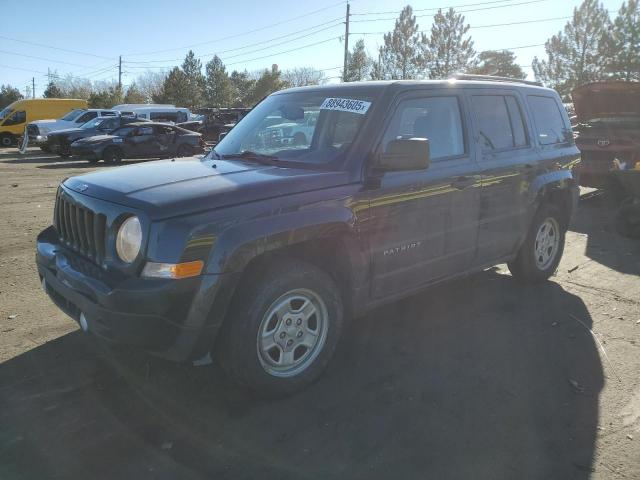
[530,170,578,229]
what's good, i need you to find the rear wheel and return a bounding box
[217,258,344,396]
[0,133,14,147]
[508,204,566,283]
[103,147,122,164]
[176,144,192,157]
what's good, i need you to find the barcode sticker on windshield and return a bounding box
[320,98,371,115]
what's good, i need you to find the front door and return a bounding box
[366,92,480,299]
[126,125,156,157]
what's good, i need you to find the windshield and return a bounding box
[212,91,373,164]
[60,109,85,121]
[81,117,108,129]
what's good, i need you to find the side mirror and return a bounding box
[376,138,430,171]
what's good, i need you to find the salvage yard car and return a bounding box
[27,108,118,149]
[46,115,147,157]
[37,76,579,395]
[572,81,640,189]
[69,122,205,163]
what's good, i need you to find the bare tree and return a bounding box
[282,67,327,87]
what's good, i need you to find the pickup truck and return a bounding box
[36,77,579,396]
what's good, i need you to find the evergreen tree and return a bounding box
[532,0,611,96]
[469,50,525,79]
[608,0,640,80]
[378,6,426,79]
[123,82,146,104]
[426,8,475,79]
[229,70,256,107]
[247,66,286,105]
[88,85,123,109]
[344,39,373,82]
[155,67,190,106]
[43,82,63,98]
[205,55,234,106]
[0,85,23,109]
[180,50,205,108]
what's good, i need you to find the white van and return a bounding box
[112,104,191,124]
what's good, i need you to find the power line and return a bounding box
[0,49,99,68]
[0,35,113,60]
[124,0,348,56]
[224,36,342,67]
[350,0,550,23]
[123,18,344,66]
[351,0,520,15]
[0,64,48,75]
[350,15,570,35]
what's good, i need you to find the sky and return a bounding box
[0,0,626,96]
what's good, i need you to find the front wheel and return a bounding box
[0,133,14,147]
[508,204,566,283]
[217,258,344,397]
[103,147,122,164]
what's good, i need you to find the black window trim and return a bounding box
[471,93,532,155]
[375,92,469,164]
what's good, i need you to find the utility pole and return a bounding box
[32,77,35,98]
[342,2,350,82]
[118,55,122,90]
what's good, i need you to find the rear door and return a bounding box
[366,90,481,298]
[467,89,534,263]
[126,125,157,157]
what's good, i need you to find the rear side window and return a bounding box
[527,95,570,145]
[76,111,97,124]
[471,95,528,152]
[382,96,465,160]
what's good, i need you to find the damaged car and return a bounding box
[70,122,205,163]
[572,81,640,189]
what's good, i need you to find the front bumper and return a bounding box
[36,226,234,362]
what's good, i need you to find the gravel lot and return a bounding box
[1,147,639,479]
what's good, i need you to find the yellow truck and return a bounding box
[0,98,87,147]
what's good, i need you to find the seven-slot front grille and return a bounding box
[55,191,107,265]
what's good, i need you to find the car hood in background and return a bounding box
[29,119,77,134]
[48,127,86,138]
[63,158,350,220]
[572,81,640,123]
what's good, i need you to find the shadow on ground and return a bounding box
[570,190,640,276]
[0,271,603,480]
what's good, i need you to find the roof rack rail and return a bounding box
[451,73,543,87]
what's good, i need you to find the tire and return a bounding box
[293,132,307,145]
[0,133,14,147]
[508,204,566,283]
[176,144,192,157]
[217,258,344,397]
[103,147,122,164]
[40,145,51,153]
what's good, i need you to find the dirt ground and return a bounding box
[0,147,639,480]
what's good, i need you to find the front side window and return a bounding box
[2,110,26,126]
[0,106,14,120]
[138,126,154,135]
[213,92,374,165]
[472,95,529,152]
[381,96,465,160]
[527,95,571,145]
[112,126,136,137]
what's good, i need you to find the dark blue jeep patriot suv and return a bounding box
[37,77,580,395]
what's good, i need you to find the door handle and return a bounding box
[452,176,475,190]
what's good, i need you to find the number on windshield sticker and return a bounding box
[320,98,371,115]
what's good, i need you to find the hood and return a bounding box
[30,119,75,134]
[63,158,350,220]
[572,81,640,123]
[48,127,85,137]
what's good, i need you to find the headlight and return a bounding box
[116,216,142,263]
